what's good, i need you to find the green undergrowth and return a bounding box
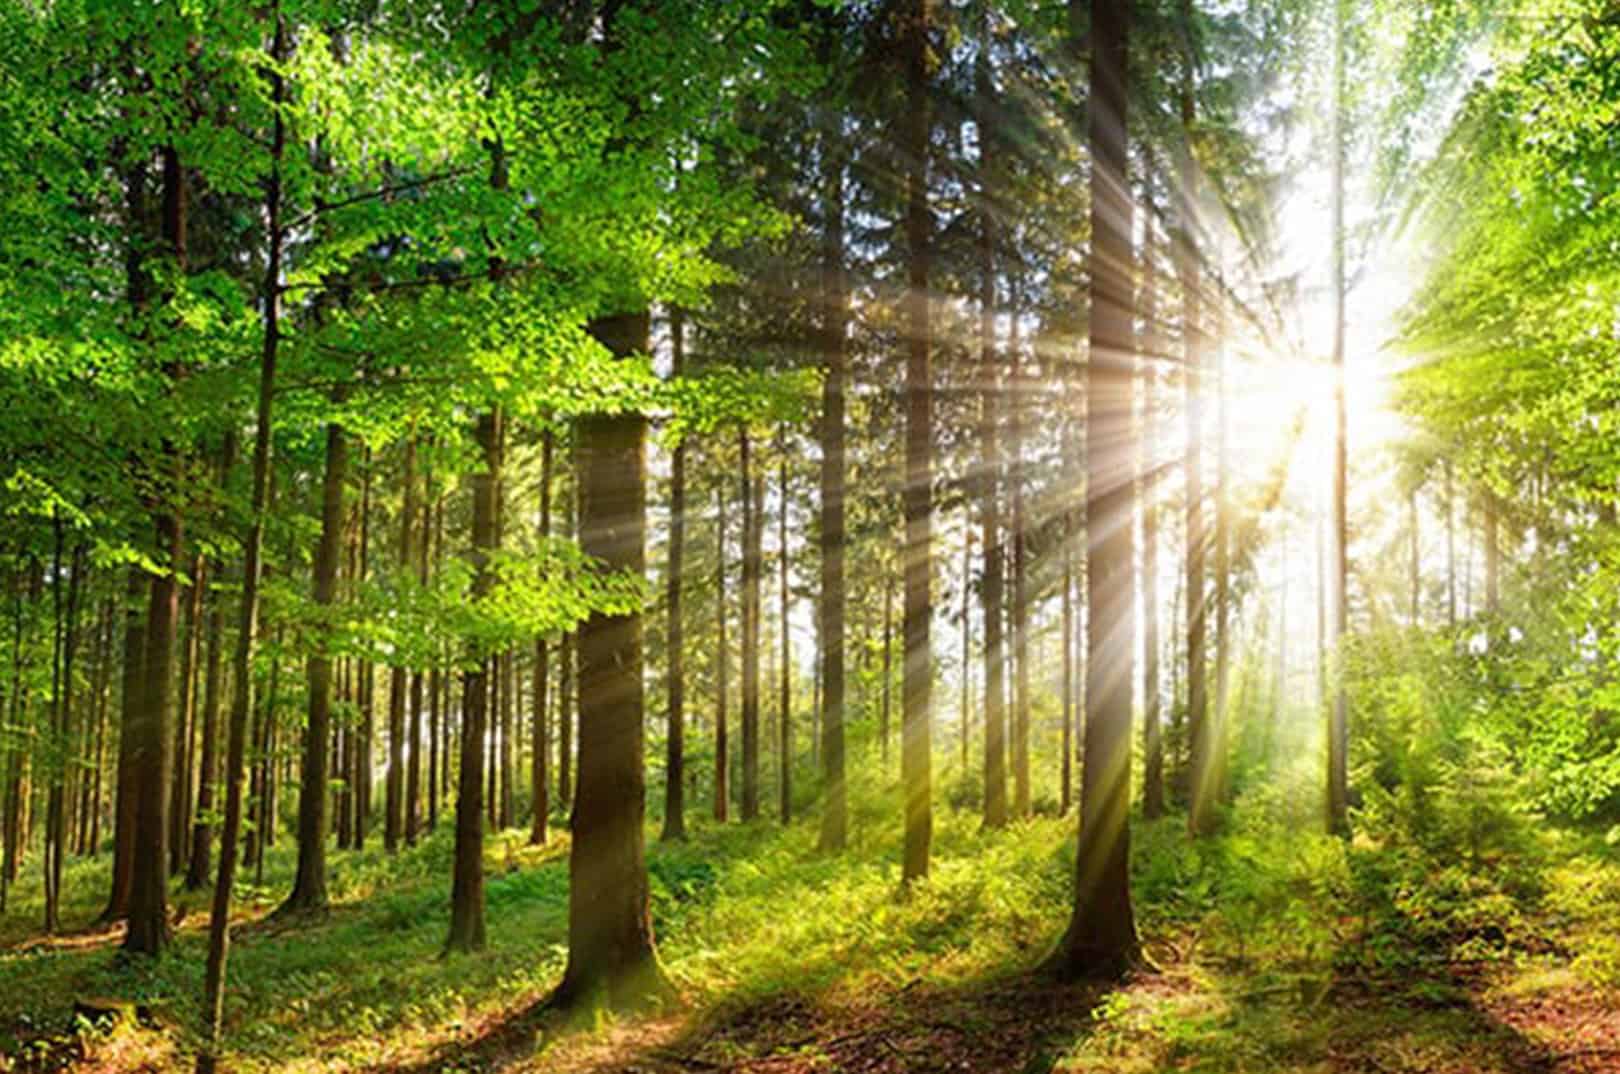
[1,772,1617,1073]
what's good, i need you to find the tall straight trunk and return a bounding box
[186,558,226,889]
[81,603,114,856]
[978,40,1008,826]
[662,311,688,842]
[408,462,430,845]
[1140,187,1164,819]
[817,131,849,851]
[280,419,347,915]
[198,21,284,1061]
[46,530,85,932]
[355,448,374,848]
[531,433,553,846]
[170,559,203,877]
[1179,4,1212,837]
[881,570,894,763]
[428,499,443,832]
[900,0,934,886]
[500,648,515,830]
[777,432,792,825]
[558,632,574,812]
[553,310,668,1007]
[1061,497,1075,816]
[1326,0,1350,837]
[960,528,972,770]
[1047,0,1140,979]
[1009,322,1030,818]
[387,438,417,852]
[447,407,499,953]
[1214,331,1231,806]
[740,430,761,821]
[714,481,729,822]
[127,144,188,958]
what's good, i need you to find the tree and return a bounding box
[1045,0,1141,981]
[899,0,934,888]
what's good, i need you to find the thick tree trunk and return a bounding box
[280,419,347,916]
[1046,0,1140,980]
[126,144,188,958]
[553,311,669,1007]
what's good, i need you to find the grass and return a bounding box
[2,772,1619,1073]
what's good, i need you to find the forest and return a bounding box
[2,0,1619,1071]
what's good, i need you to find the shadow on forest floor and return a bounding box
[370,970,1109,1074]
[368,951,1620,1074]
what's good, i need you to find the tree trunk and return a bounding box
[386,437,416,852]
[740,429,761,822]
[777,430,792,825]
[662,311,688,842]
[198,27,285,1061]
[714,480,729,823]
[977,36,1007,827]
[1179,3,1212,837]
[1046,0,1140,980]
[170,559,203,877]
[447,407,499,953]
[1326,0,1350,836]
[126,144,188,958]
[817,131,849,851]
[186,531,227,890]
[280,419,347,916]
[552,310,669,1007]
[901,0,934,886]
[531,433,553,847]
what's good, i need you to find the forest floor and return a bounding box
[3,781,1619,1073]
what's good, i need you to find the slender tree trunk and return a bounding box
[817,132,849,851]
[1326,0,1350,837]
[1141,195,1164,820]
[777,430,792,825]
[901,0,934,886]
[531,433,553,846]
[662,311,688,842]
[1010,325,1030,819]
[1179,5,1212,836]
[198,24,284,1061]
[186,502,228,890]
[447,408,499,953]
[387,438,417,852]
[170,559,203,877]
[740,429,761,821]
[714,481,729,823]
[553,310,669,1007]
[1046,0,1140,979]
[1445,462,1456,626]
[978,44,1008,826]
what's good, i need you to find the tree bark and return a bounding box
[447,408,499,953]
[901,0,934,886]
[553,310,669,1007]
[1046,0,1140,980]
[279,419,347,916]
[817,130,849,851]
